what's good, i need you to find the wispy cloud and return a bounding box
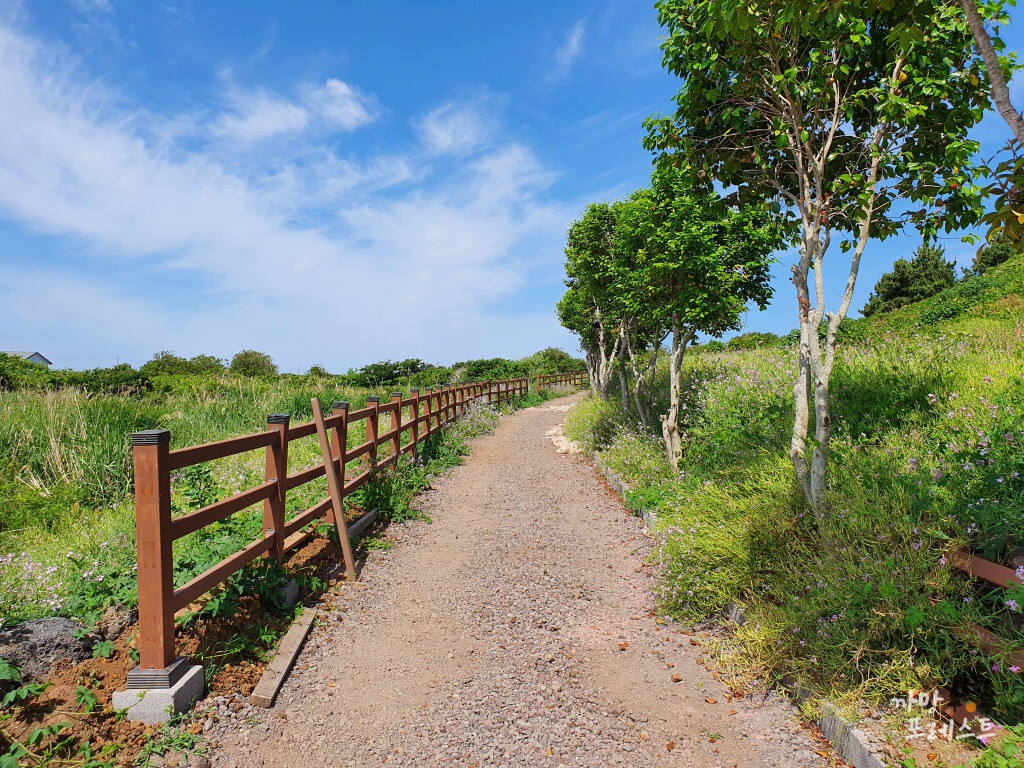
[414,101,493,156]
[212,77,376,144]
[550,21,585,81]
[212,85,310,143]
[0,19,570,369]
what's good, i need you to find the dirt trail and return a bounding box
[210,394,829,767]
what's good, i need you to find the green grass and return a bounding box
[0,373,562,629]
[564,251,1024,730]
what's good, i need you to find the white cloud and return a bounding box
[212,86,309,143]
[0,20,571,370]
[551,21,585,81]
[212,78,375,144]
[69,0,114,14]
[302,78,375,131]
[414,102,492,156]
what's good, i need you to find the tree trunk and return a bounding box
[959,0,1024,144]
[789,304,814,503]
[660,315,694,468]
[616,364,631,415]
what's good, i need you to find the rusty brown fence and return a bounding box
[128,373,585,682]
[952,548,1024,668]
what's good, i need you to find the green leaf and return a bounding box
[0,659,20,684]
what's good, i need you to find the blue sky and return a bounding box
[0,1,1020,372]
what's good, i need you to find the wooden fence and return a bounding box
[535,371,585,395]
[128,374,585,681]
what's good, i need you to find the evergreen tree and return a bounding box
[861,244,956,317]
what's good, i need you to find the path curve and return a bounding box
[210,394,829,768]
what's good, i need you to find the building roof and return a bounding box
[1,351,52,365]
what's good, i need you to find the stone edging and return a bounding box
[587,450,888,768]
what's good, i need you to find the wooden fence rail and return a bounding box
[128,373,585,681]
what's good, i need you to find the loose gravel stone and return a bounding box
[210,395,829,767]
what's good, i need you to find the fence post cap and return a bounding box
[266,413,290,425]
[391,391,403,399]
[425,387,433,392]
[366,396,380,403]
[132,429,170,445]
[332,401,349,410]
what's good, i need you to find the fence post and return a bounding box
[424,388,434,436]
[486,380,492,405]
[390,392,403,457]
[130,429,176,674]
[330,401,349,510]
[410,389,420,453]
[366,396,380,467]
[264,415,289,560]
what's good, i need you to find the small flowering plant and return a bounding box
[62,540,138,628]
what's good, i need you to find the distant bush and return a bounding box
[451,357,530,382]
[0,353,47,391]
[58,364,152,395]
[920,273,1007,325]
[964,231,1020,279]
[306,364,330,377]
[0,354,151,395]
[230,350,278,377]
[140,351,225,378]
[518,347,586,374]
[861,243,956,317]
[726,332,784,350]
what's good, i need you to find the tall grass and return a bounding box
[565,329,1024,722]
[0,373,552,627]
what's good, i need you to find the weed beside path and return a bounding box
[209,394,834,768]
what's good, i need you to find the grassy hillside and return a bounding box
[564,250,1024,735]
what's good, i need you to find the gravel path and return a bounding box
[209,394,830,768]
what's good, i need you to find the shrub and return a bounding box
[563,394,623,451]
[518,347,587,374]
[920,273,1007,325]
[861,243,956,317]
[964,231,1021,279]
[726,331,783,350]
[230,350,278,377]
[140,351,225,377]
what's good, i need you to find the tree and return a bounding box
[230,350,278,377]
[638,170,778,464]
[861,243,957,316]
[958,0,1024,144]
[189,354,225,373]
[140,351,190,377]
[964,230,1021,277]
[519,347,586,375]
[645,0,993,508]
[557,203,632,400]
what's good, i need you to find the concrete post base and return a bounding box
[112,663,204,724]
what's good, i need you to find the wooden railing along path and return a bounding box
[535,371,585,394]
[128,374,586,684]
